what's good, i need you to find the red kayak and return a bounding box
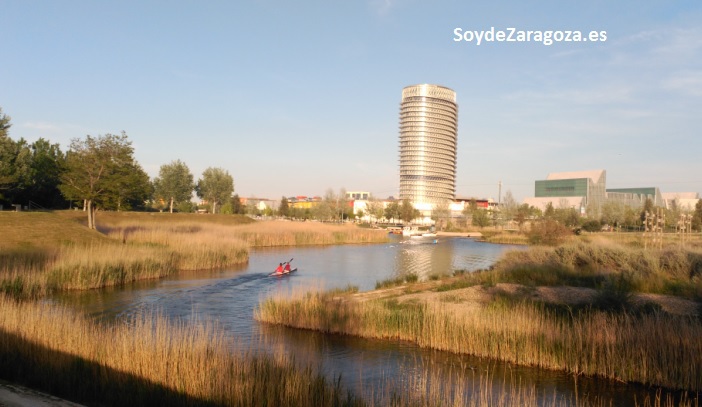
[269,268,297,276]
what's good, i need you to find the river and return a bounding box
[53,236,685,406]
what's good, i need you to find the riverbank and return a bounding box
[0,211,388,298]
[0,294,368,407]
[256,240,702,393]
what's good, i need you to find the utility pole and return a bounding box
[498,180,502,205]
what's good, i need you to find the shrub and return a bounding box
[581,219,602,232]
[527,219,571,246]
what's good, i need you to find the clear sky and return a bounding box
[2,1,701,202]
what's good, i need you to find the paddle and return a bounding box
[283,258,294,273]
[270,258,294,276]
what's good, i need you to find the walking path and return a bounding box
[0,381,83,407]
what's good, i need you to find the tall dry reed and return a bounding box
[256,290,702,392]
[104,223,249,270]
[0,294,364,407]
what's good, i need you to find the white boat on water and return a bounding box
[410,232,437,239]
[402,226,422,237]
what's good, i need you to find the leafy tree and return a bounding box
[601,200,626,227]
[0,109,16,196]
[544,202,555,219]
[153,160,194,213]
[471,208,491,228]
[59,132,142,229]
[26,138,67,208]
[693,199,702,231]
[666,198,681,229]
[279,196,290,217]
[640,198,654,223]
[0,108,10,139]
[196,167,234,214]
[366,198,385,224]
[102,160,152,211]
[515,204,540,231]
[384,201,399,223]
[313,200,333,221]
[554,208,580,227]
[0,119,67,208]
[399,199,419,224]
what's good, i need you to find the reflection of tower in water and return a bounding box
[394,240,455,280]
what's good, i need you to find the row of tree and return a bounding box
[0,108,235,228]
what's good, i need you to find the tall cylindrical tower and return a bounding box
[399,84,458,209]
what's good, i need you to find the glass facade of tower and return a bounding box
[399,84,458,207]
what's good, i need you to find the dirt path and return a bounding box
[0,381,84,407]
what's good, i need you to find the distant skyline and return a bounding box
[2,1,700,202]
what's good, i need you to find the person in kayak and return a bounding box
[274,263,284,274]
[283,261,292,273]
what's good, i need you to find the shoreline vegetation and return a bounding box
[3,210,702,405]
[0,294,367,407]
[0,211,389,298]
[5,293,675,407]
[256,239,702,394]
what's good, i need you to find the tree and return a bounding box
[153,160,194,213]
[384,201,399,223]
[640,198,654,223]
[431,200,451,231]
[399,199,419,224]
[0,109,16,195]
[500,190,518,223]
[366,198,385,224]
[279,196,290,217]
[26,138,67,208]
[0,108,10,139]
[693,199,702,231]
[471,208,491,228]
[196,167,234,214]
[601,200,626,227]
[59,132,142,229]
[102,160,152,211]
[544,202,556,219]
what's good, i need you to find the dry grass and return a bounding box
[1,212,385,296]
[5,294,687,407]
[256,288,702,392]
[488,241,702,299]
[222,221,390,247]
[0,294,365,406]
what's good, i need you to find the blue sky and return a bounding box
[2,1,701,201]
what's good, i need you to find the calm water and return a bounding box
[53,237,687,405]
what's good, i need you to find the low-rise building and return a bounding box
[662,192,700,211]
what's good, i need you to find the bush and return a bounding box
[581,219,601,232]
[527,219,571,246]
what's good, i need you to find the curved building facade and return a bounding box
[399,84,458,209]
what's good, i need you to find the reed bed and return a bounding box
[0,243,178,296]
[1,293,696,406]
[0,294,365,407]
[103,223,249,271]
[481,232,529,245]
[223,221,390,247]
[488,241,702,299]
[2,212,385,297]
[256,290,702,392]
